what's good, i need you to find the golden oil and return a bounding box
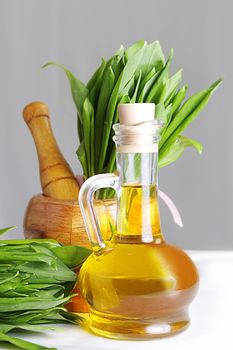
[79,184,199,339]
[116,184,162,242]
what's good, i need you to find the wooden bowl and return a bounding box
[23,194,117,313]
[23,194,117,247]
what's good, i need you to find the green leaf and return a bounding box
[77,113,84,143]
[0,306,72,325]
[0,238,88,350]
[156,103,172,139]
[159,78,222,152]
[159,135,203,168]
[114,44,125,58]
[87,57,107,91]
[0,226,16,235]
[94,65,115,166]
[131,71,142,102]
[44,41,223,184]
[96,78,121,171]
[105,93,131,173]
[156,103,172,124]
[97,45,150,171]
[82,97,95,176]
[125,40,145,59]
[0,324,59,334]
[120,73,137,98]
[0,294,72,312]
[0,252,55,265]
[0,239,60,249]
[0,271,19,285]
[136,41,165,79]
[88,46,124,108]
[105,48,125,84]
[17,260,76,284]
[76,141,88,178]
[169,85,188,116]
[119,46,145,93]
[0,331,56,350]
[124,41,165,92]
[137,68,159,102]
[88,58,107,108]
[146,49,173,103]
[52,246,91,268]
[42,62,88,117]
[159,69,183,103]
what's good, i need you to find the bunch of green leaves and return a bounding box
[43,40,221,182]
[0,227,91,350]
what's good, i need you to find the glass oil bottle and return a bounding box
[78,103,199,339]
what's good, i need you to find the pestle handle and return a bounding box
[23,101,79,201]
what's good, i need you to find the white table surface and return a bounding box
[2,251,233,350]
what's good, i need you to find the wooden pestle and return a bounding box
[23,102,79,201]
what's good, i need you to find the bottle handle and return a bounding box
[78,173,119,251]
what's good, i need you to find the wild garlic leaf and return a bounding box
[44,41,222,181]
[96,73,122,171]
[0,236,88,350]
[131,71,142,102]
[135,41,165,79]
[0,238,60,249]
[159,78,222,151]
[119,47,145,93]
[159,69,183,103]
[42,62,88,117]
[0,331,56,350]
[125,40,146,60]
[88,58,107,108]
[159,135,203,168]
[137,67,158,102]
[94,65,115,166]
[87,57,107,91]
[156,103,172,124]
[76,141,88,178]
[105,94,131,174]
[82,97,95,176]
[146,49,173,103]
[0,227,16,235]
[169,85,188,116]
[52,245,91,269]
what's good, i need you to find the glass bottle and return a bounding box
[78,103,199,340]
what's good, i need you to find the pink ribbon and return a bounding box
[76,175,183,228]
[158,189,183,228]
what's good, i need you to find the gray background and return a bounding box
[0,0,231,249]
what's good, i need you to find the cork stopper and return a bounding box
[118,103,155,125]
[115,103,159,153]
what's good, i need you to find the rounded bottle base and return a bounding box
[88,310,190,340]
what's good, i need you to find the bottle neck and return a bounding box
[115,150,163,244]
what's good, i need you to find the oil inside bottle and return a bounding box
[79,184,199,339]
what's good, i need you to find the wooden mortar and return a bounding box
[23,194,117,313]
[23,101,117,244]
[23,102,117,312]
[24,194,116,247]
